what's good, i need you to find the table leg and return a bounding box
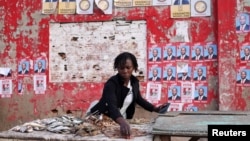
[189,137,200,141]
[153,135,171,141]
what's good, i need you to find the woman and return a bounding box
[89,52,168,138]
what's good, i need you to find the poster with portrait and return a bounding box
[58,0,76,14]
[191,43,204,62]
[181,81,195,103]
[146,82,162,104]
[18,59,30,75]
[0,79,12,97]
[236,66,250,86]
[148,45,162,63]
[148,64,162,82]
[236,12,250,33]
[152,0,171,6]
[34,58,46,74]
[193,64,207,82]
[34,75,47,94]
[167,103,183,111]
[42,0,58,14]
[76,0,94,14]
[167,83,181,102]
[170,0,190,18]
[191,0,211,17]
[176,43,190,61]
[177,62,192,81]
[239,43,250,62]
[162,63,176,83]
[163,43,176,62]
[193,83,208,103]
[18,79,24,95]
[204,42,217,61]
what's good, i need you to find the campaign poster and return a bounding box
[204,42,217,61]
[239,43,250,62]
[148,45,162,63]
[236,12,250,33]
[18,79,24,95]
[148,64,162,82]
[176,43,190,61]
[236,66,250,86]
[162,62,176,83]
[0,79,12,98]
[177,62,192,81]
[193,64,207,82]
[181,81,195,103]
[0,67,12,78]
[167,83,181,102]
[114,0,132,7]
[163,43,176,62]
[183,103,198,111]
[168,103,184,111]
[193,83,208,103]
[76,0,94,14]
[42,0,58,14]
[190,0,211,17]
[95,0,113,14]
[146,82,162,104]
[133,0,151,6]
[34,75,47,94]
[191,43,204,62]
[58,0,76,14]
[34,58,46,74]
[18,59,30,75]
[170,0,190,18]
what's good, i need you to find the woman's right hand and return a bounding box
[116,117,131,139]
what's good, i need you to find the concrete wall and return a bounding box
[0,0,221,131]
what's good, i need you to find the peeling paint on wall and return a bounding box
[49,21,147,82]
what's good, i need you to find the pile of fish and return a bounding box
[9,114,118,137]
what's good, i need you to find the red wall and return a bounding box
[218,0,250,111]
[0,0,222,131]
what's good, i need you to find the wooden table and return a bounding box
[152,111,250,141]
[0,124,153,141]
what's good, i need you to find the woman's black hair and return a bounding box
[114,52,138,72]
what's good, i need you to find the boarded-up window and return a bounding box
[49,21,147,82]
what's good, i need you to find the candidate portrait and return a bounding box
[236,13,250,32]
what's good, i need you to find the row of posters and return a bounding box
[146,82,208,103]
[148,63,207,82]
[0,57,48,97]
[145,82,206,111]
[41,0,211,17]
[148,42,250,86]
[148,42,217,63]
[0,75,46,97]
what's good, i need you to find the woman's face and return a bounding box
[117,59,134,80]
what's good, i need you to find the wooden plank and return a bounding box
[0,124,153,141]
[152,111,250,137]
[159,111,250,117]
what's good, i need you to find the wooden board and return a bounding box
[102,127,148,139]
[0,124,152,141]
[152,111,250,137]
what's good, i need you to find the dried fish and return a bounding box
[47,125,74,134]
